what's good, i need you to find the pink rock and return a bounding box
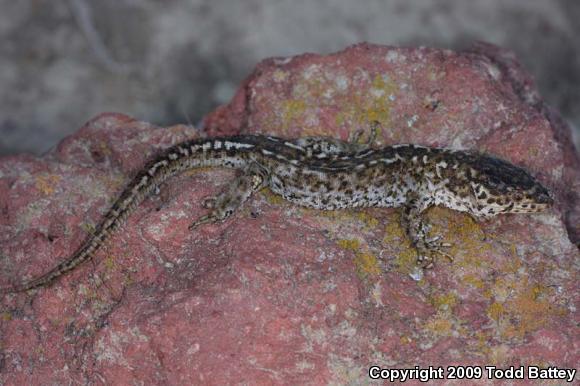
[1,44,578,384]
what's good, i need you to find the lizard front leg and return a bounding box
[401,196,453,268]
[189,163,268,229]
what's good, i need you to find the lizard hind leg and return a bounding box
[293,120,381,157]
[188,164,268,230]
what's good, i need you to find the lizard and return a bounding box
[0,127,553,294]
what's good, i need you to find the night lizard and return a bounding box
[0,128,553,293]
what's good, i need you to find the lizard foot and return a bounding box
[416,236,453,268]
[188,196,224,229]
[201,196,217,209]
[348,120,379,146]
[188,165,266,231]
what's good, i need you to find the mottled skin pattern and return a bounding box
[1,131,553,293]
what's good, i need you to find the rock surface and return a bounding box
[1,43,578,385]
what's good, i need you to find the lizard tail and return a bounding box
[0,172,158,294]
[1,136,258,294]
[1,236,99,293]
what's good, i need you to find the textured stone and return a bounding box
[1,44,578,384]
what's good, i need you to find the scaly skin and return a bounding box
[1,133,553,293]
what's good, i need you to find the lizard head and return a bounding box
[466,154,553,218]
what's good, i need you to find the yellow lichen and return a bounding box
[482,287,493,299]
[35,174,61,195]
[382,213,405,241]
[316,209,379,231]
[487,278,564,340]
[261,189,286,206]
[381,214,420,274]
[462,274,485,289]
[353,212,380,230]
[281,99,307,127]
[490,277,514,302]
[431,292,458,312]
[336,238,381,279]
[501,287,553,339]
[424,313,453,337]
[354,252,381,277]
[392,248,419,275]
[400,335,412,345]
[334,74,396,136]
[487,302,505,321]
[474,331,491,355]
[337,238,361,251]
[103,255,117,271]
